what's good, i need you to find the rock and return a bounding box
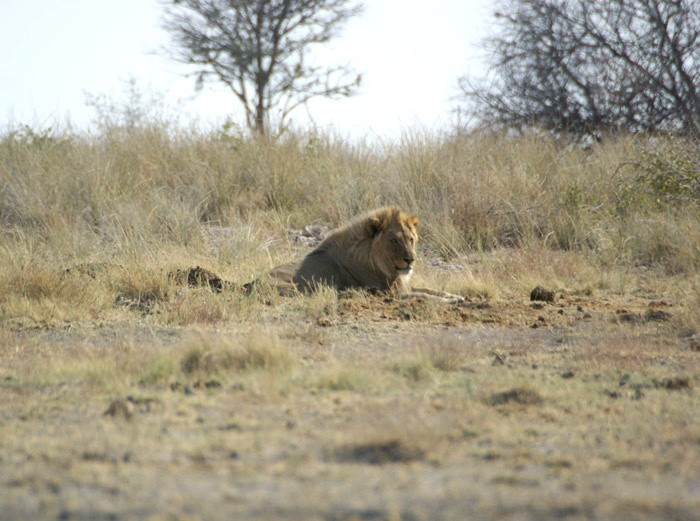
[530,286,555,302]
[287,225,331,247]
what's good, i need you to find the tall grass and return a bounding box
[1,115,699,278]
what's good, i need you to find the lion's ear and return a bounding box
[401,214,419,232]
[366,216,383,237]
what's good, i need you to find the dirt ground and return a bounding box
[1,270,699,521]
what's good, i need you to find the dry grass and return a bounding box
[1,118,699,520]
[3,122,699,272]
[179,332,294,376]
[2,319,699,520]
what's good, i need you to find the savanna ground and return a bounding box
[1,112,699,520]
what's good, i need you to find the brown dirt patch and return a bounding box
[333,439,426,465]
[654,376,692,390]
[487,387,544,406]
[332,290,664,330]
[163,264,671,333]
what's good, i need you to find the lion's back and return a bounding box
[290,247,359,291]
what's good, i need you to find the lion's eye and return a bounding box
[391,238,399,245]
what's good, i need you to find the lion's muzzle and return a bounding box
[395,257,414,275]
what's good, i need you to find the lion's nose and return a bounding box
[404,257,414,268]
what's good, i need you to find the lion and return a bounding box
[245,206,463,303]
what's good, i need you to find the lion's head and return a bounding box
[364,207,419,283]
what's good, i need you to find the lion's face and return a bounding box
[368,210,419,280]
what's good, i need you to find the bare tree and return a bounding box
[459,0,700,137]
[161,0,362,136]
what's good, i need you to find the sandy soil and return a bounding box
[1,277,699,521]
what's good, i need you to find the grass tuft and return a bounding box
[180,333,294,377]
[393,338,468,382]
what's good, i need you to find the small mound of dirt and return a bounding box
[103,399,134,420]
[616,308,673,324]
[688,336,700,352]
[168,266,236,292]
[616,311,642,324]
[488,387,544,406]
[645,309,672,322]
[530,286,555,302]
[334,439,425,465]
[654,376,691,391]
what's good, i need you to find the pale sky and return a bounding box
[1,0,492,138]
